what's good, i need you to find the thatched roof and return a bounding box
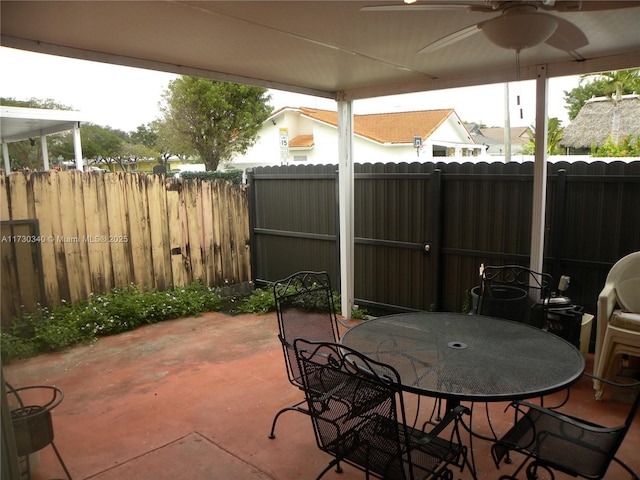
[560,94,640,148]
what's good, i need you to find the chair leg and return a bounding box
[436,468,453,479]
[526,460,555,480]
[315,458,342,480]
[268,399,308,439]
[421,397,444,430]
[457,445,477,480]
[51,442,73,480]
[492,444,532,479]
[21,454,31,480]
[613,456,640,480]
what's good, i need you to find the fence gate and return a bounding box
[352,165,441,312]
[248,164,442,313]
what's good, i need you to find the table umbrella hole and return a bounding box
[447,341,468,349]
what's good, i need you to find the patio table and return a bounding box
[340,312,585,408]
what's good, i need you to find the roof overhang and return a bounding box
[2,1,640,102]
[0,106,85,143]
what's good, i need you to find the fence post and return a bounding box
[429,169,442,310]
[246,168,258,284]
[551,169,567,282]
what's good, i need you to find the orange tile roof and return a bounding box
[296,107,456,144]
[289,134,314,147]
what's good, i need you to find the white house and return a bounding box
[228,106,485,171]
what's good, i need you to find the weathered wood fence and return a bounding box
[0,170,250,325]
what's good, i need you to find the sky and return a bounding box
[1,46,582,133]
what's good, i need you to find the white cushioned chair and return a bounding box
[593,251,640,400]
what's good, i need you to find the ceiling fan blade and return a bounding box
[360,1,492,12]
[547,0,640,11]
[544,16,588,50]
[361,4,468,11]
[362,0,640,13]
[418,24,481,53]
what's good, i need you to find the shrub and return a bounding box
[1,281,366,363]
[1,282,223,363]
[237,287,276,314]
[181,169,244,184]
[592,134,640,157]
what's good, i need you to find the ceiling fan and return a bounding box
[361,1,640,54]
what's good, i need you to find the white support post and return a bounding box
[41,136,50,171]
[530,65,549,280]
[337,93,354,320]
[73,122,84,171]
[2,143,10,173]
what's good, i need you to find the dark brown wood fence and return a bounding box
[0,170,250,325]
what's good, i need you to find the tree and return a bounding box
[594,70,640,103]
[121,142,157,170]
[160,77,272,171]
[521,117,564,155]
[593,70,640,143]
[563,69,640,120]
[130,123,157,149]
[153,119,194,167]
[72,124,124,170]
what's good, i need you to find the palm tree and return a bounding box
[594,70,640,103]
[591,70,640,143]
[522,117,564,155]
[564,68,640,120]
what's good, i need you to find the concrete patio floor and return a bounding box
[4,311,639,480]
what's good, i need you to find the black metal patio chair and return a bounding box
[294,338,475,480]
[5,382,72,480]
[472,265,556,439]
[268,271,347,439]
[476,265,553,326]
[492,372,640,480]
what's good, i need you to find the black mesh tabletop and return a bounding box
[341,312,585,403]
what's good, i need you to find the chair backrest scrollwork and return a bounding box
[274,271,340,388]
[478,265,553,325]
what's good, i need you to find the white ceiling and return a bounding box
[2,1,640,102]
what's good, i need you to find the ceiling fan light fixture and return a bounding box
[481,12,558,51]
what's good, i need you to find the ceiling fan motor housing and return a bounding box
[481,6,559,51]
